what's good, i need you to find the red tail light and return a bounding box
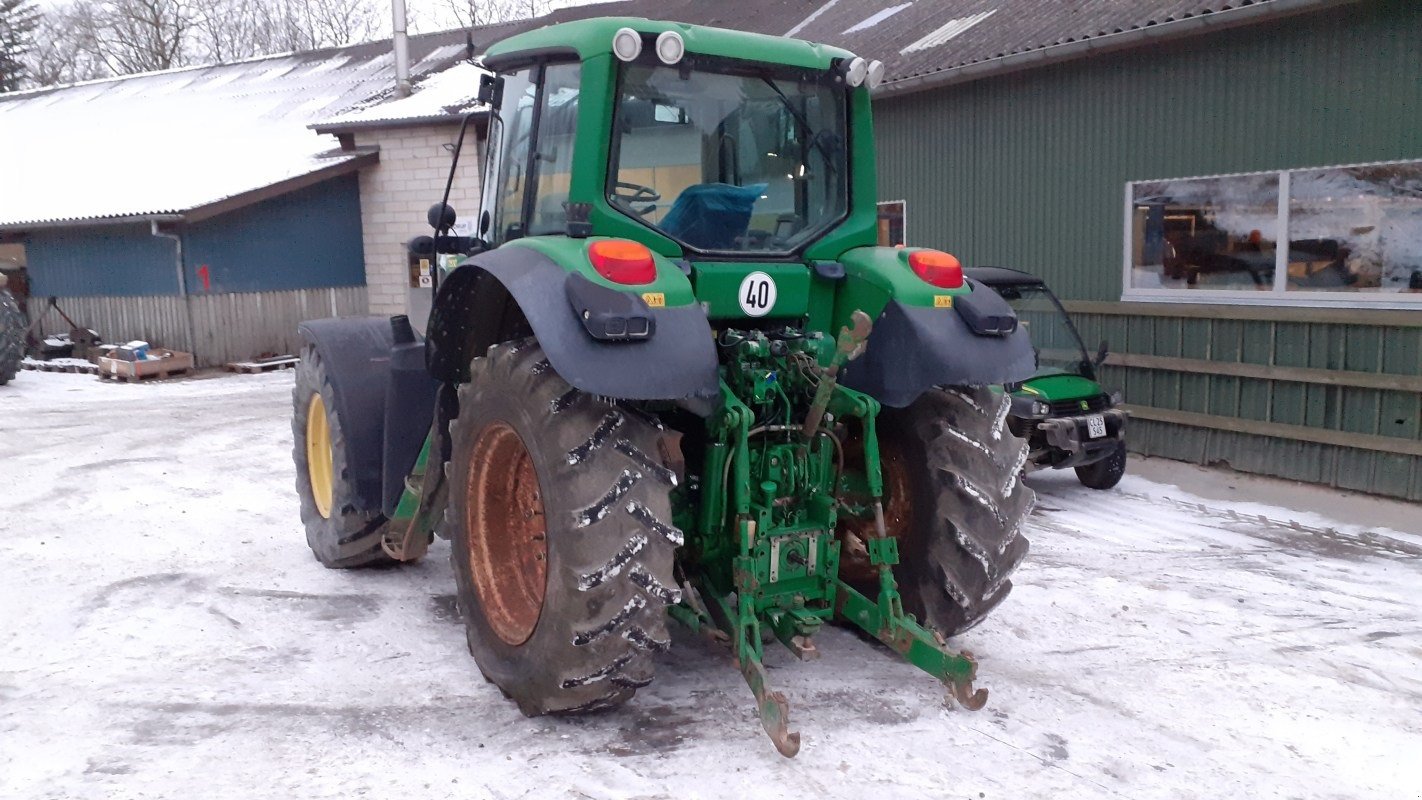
[588,240,657,285]
[907,249,964,289]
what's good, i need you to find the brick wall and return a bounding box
[353,125,483,319]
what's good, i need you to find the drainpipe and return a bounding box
[392,0,412,97]
[151,219,199,362]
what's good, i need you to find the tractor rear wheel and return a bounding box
[876,387,1033,637]
[291,344,395,568]
[446,339,681,715]
[0,289,23,386]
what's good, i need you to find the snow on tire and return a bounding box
[0,289,23,386]
[879,386,1033,637]
[446,339,681,715]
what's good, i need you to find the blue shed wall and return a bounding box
[26,223,180,297]
[182,173,365,294]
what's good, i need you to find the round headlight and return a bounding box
[612,27,642,62]
[866,59,886,89]
[655,30,685,65]
[844,57,868,87]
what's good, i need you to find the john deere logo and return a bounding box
[1079,400,1089,411]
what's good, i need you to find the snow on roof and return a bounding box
[314,61,491,130]
[0,39,468,228]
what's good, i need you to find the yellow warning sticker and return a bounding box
[642,292,666,308]
[933,295,954,308]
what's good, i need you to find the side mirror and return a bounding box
[476,73,503,106]
[428,202,457,231]
[1094,340,1110,367]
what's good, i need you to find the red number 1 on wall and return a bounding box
[196,264,211,292]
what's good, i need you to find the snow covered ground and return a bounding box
[1,370,1419,800]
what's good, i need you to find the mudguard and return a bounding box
[426,246,720,405]
[297,317,394,512]
[840,296,1036,408]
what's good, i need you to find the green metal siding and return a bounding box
[874,0,1422,500]
[876,0,1422,301]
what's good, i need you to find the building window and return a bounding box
[1124,159,1422,306]
[878,200,905,246]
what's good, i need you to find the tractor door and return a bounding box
[481,63,582,246]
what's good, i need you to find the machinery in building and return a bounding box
[967,267,1129,490]
[0,274,24,385]
[291,18,1037,755]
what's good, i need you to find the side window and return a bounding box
[877,200,906,246]
[489,69,536,244]
[528,64,581,236]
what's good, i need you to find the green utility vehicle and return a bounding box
[966,267,1128,490]
[291,19,1039,756]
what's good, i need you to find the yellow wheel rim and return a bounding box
[306,393,335,519]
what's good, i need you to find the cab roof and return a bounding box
[481,17,857,72]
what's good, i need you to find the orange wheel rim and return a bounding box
[465,422,548,646]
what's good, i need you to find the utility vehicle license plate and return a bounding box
[1086,414,1107,439]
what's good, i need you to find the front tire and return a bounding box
[878,387,1033,636]
[0,289,23,386]
[1076,441,1127,490]
[291,345,395,568]
[447,339,681,715]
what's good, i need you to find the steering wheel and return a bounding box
[612,180,661,206]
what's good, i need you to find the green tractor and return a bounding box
[292,18,1037,756]
[0,273,23,386]
[966,267,1129,490]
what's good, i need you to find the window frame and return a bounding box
[1121,157,1422,309]
[877,199,906,247]
[603,55,854,259]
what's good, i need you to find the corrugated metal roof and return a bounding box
[0,31,473,228]
[456,0,1342,91]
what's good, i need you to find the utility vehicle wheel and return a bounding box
[291,344,395,568]
[1076,441,1127,490]
[873,387,1033,637]
[0,289,23,386]
[447,339,681,715]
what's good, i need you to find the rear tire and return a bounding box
[1076,441,1127,490]
[447,339,681,715]
[878,387,1033,637]
[291,344,395,568]
[0,289,23,386]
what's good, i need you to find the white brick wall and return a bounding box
[353,125,484,320]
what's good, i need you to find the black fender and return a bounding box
[841,286,1036,408]
[426,245,720,404]
[298,317,438,514]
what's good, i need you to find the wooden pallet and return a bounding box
[21,359,99,375]
[97,365,193,383]
[225,355,300,374]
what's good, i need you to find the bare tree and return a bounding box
[434,0,551,30]
[21,3,107,88]
[0,0,41,91]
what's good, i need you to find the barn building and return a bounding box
[0,34,474,365]
[343,0,1422,499]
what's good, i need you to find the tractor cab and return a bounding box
[472,19,870,262]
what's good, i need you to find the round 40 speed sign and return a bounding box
[738,271,777,317]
